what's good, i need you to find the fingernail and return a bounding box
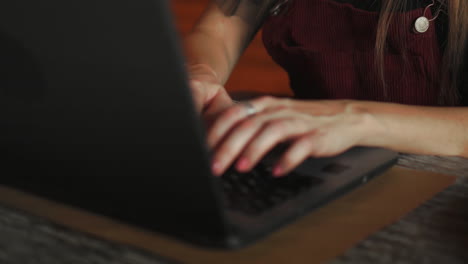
[212,161,222,176]
[236,157,250,172]
[273,165,283,177]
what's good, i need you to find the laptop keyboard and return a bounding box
[220,164,323,216]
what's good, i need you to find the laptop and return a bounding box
[0,0,398,248]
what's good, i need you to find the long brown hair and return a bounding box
[376,0,468,105]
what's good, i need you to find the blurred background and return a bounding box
[171,0,292,97]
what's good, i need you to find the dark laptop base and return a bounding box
[223,152,397,249]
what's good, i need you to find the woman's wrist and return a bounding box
[343,101,466,156]
[344,100,389,148]
[186,63,221,84]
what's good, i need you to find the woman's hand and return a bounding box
[188,64,234,121]
[208,96,378,177]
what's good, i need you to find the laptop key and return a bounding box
[220,165,323,216]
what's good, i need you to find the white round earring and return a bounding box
[414,0,441,34]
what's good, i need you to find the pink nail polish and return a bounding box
[273,165,283,177]
[236,157,250,172]
[212,161,222,176]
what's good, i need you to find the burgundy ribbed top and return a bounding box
[262,0,444,106]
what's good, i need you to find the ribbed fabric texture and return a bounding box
[262,0,444,106]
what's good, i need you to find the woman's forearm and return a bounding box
[355,101,468,157]
[184,3,251,84]
[184,31,233,84]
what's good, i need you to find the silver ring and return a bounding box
[242,102,258,116]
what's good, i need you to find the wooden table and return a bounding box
[0,154,468,264]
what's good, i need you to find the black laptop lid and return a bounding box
[0,0,229,244]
